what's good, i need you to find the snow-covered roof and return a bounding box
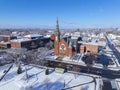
[10,38,31,43]
[0,35,10,37]
[24,34,43,38]
[0,41,10,44]
[0,35,16,37]
[44,35,51,38]
[78,41,106,47]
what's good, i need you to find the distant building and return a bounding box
[0,32,52,49]
[0,35,17,42]
[99,38,106,42]
[84,43,98,54]
[11,38,34,49]
[0,42,11,48]
[0,35,17,48]
[50,34,55,41]
[24,34,43,39]
[11,35,51,49]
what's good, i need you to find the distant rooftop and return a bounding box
[0,41,10,44]
[10,38,31,43]
[78,40,106,47]
[0,35,14,37]
[24,34,43,38]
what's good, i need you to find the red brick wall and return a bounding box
[80,45,85,53]
[84,44,98,54]
[4,37,10,42]
[99,38,106,42]
[0,43,11,48]
[54,34,59,55]
[68,48,72,57]
[11,40,38,49]
[50,34,55,41]
[3,36,17,42]
[54,38,75,57]
[59,39,68,56]
[11,42,21,48]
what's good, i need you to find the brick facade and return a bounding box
[0,35,17,42]
[80,45,85,53]
[54,18,98,57]
[11,42,21,48]
[54,35,73,57]
[0,43,11,48]
[50,34,55,41]
[84,44,98,54]
[59,39,69,56]
[68,48,72,57]
[99,38,106,42]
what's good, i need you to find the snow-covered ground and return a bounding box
[106,35,120,67]
[45,49,120,71]
[115,78,120,90]
[0,64,103,90]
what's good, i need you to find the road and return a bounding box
[105,33,120,65]
[102,78,113,90]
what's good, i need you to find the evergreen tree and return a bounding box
[17,65,22,74]
[45,68,49,75]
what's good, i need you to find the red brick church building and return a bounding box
[54,18,75,57]
[53,18,98,57]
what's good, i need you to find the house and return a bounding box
[0,42,11,48]
[0,35,17,42]
[0,35,17,48]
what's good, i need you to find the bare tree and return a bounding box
[25,48,48,66]
[72,66,80,79]
[25,49,42,64]
[84,53,96,73]
[45,41,54,50]
[7,48,27,66]
[44,78,50,90]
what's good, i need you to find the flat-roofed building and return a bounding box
[80,45,85,53]
[0,42,11,48]
[84,43,98,54]
[11,38,31,48]
[0,35,17,42]
[24,34,43,39]
[10,38,49,49]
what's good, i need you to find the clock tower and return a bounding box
[54,17,60,55]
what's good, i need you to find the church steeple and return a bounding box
[56,17,59,33]
[55,17,60,41]
[54,17,60,55]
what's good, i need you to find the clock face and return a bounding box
[60,44,66,50]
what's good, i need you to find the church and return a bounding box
[53,18,98,57]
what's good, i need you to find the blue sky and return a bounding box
[0,0,120,28]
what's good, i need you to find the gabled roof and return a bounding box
[61,36,79,47]
[70,39,77,46]
[62,36,71,44]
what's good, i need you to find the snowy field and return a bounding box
[115,79,120,90]
[0,64,103,90]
